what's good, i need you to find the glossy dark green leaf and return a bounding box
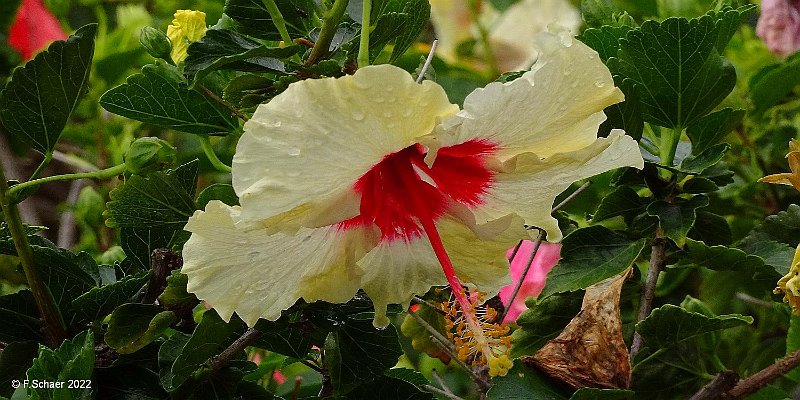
[106,303,176,354]
[739,205,800,276]
[0,0,21,32]
[120,228,182,272]
[592,186,644,223]
[600,78,643,140]
[609,10,748,129]
[539,226,646,298]
[324,317,403,395]
[27,331,94,400]
[0,341,37,398]
[674,239,764,273]
[106,170,196,230]
[71,271,150,322]
[750,53,800,115]
[581,0,617,28]
[223,0,316,40]
[688,210,732,246]
[682,178,718,194]
[511,291,584,358]
[30,245,98,327]
[345,374,432,400]
[158,271,196,308]
[636,305,752,349]
[99,63,239,135]
[486,363,568,400]
[647,195,709,246]
[570,388,634,400]
[196,184,239,209]
[685,108,744,154]
[95,365,168,400]
[184,29,301,85]
[578,25,631,62]
[0,291,42,343]
[163,310,246,391]
[0,24,96,154]
[679,144,729,174]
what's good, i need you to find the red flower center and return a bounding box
[340,139,497,241]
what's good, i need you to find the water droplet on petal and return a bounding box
[352,111,365,121]
[287,147,301,156]
[594,81,606,88]
[558,106,567,111]
[402,108,412,117]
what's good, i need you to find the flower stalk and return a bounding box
[7,163,126,201]
[0,158,66,348]
[199,136,232,173]
[262,0,301,63]
[305,0,349,66]
[357,0,371,68]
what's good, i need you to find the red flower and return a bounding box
[8,0,67,60]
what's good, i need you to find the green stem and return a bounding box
[0,160,66,347]
[305,0,349,66]
[8,164,126,200]
[262,0,301,63]
[468,0,499,78]
[28,152,53,181]
[199,137,232,173]
[357,0,371,68]
[661,126,682,168]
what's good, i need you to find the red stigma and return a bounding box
[339,140,497,241]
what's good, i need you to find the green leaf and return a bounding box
[163,310,246,391]
[688,210,732,246]
[739,204,800,275]
[0,291,43,343]
[106,170,196,230]
[70,271,150,322]
[539,226,646,298]
[679,143,729,174]
[383,0,430,62]
[106,303,176,354]
[345,374,432,400]
[591,186,645,223]
[647,195,709,246]
[610,11,746,129]
[750,53,800,115]
[581,0,617,28]
[27,331,94,400]
[99,63,239,135]
[184,29,301,85]
[0,24,97,154]
[682,178,719,194]
[120,227,183,271]
[0,341,37,398]
[636,304,753,349]
[570,388,634,400]
[223,0,316,40]
[30,245,98,327]
[95,365,169,400]
[158,271,197,307]
[486,362,568,400]
[196,183,239,209]
[600,78,644,140]
[511,291,584,358]
[675,239,764,273]
[578,25,632,63]
[0,0,21,32]
[685,108,744,154]
[324,317,403,395]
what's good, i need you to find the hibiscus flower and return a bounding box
[7,0,67,61]
[756,0,800,56]
[182,31,642,342]
[499,240,561,324]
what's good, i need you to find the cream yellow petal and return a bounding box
[358,215,522,327]
[232,65,459,228]
[489,0,581,71]
[473,131,644,242]
[435,31,623,161]
[166,10,207,63]
[429,0,476,62]
[181,201,363,326]
[759,173,794,186]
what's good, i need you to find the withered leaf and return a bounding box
[524,268,632,389]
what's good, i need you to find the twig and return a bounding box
[424,384,466,400]
[631,231,667,355]
[722,349,800,399]
[408,309,491,391]
[689,371,739,400]
[416,39,439,84]
[291,376,303,400]
[498,229,543,323]
[208,328,262,372]
[142,248,182,304]
[56,180,83,249]
[735,292,775,309]
[412,296,446,315]
[198,85,249,122]
[552,181,592,213]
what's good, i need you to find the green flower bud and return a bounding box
[74,186,105,226]
[140,26,173,61]
[99,246,126,266]
[124,137,177,175]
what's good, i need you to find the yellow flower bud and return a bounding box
[166,10,206,64]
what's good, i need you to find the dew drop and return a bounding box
[558,106,567,111]
[570,82,578,88]
[402,108,413,117]
[594,81,606,88]
[352,111,365,121]
[563,70,571,76]
[287,147,301,156]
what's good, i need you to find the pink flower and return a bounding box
[757,0,800,56]
[499,240,561,324]
[8,0,67,60]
